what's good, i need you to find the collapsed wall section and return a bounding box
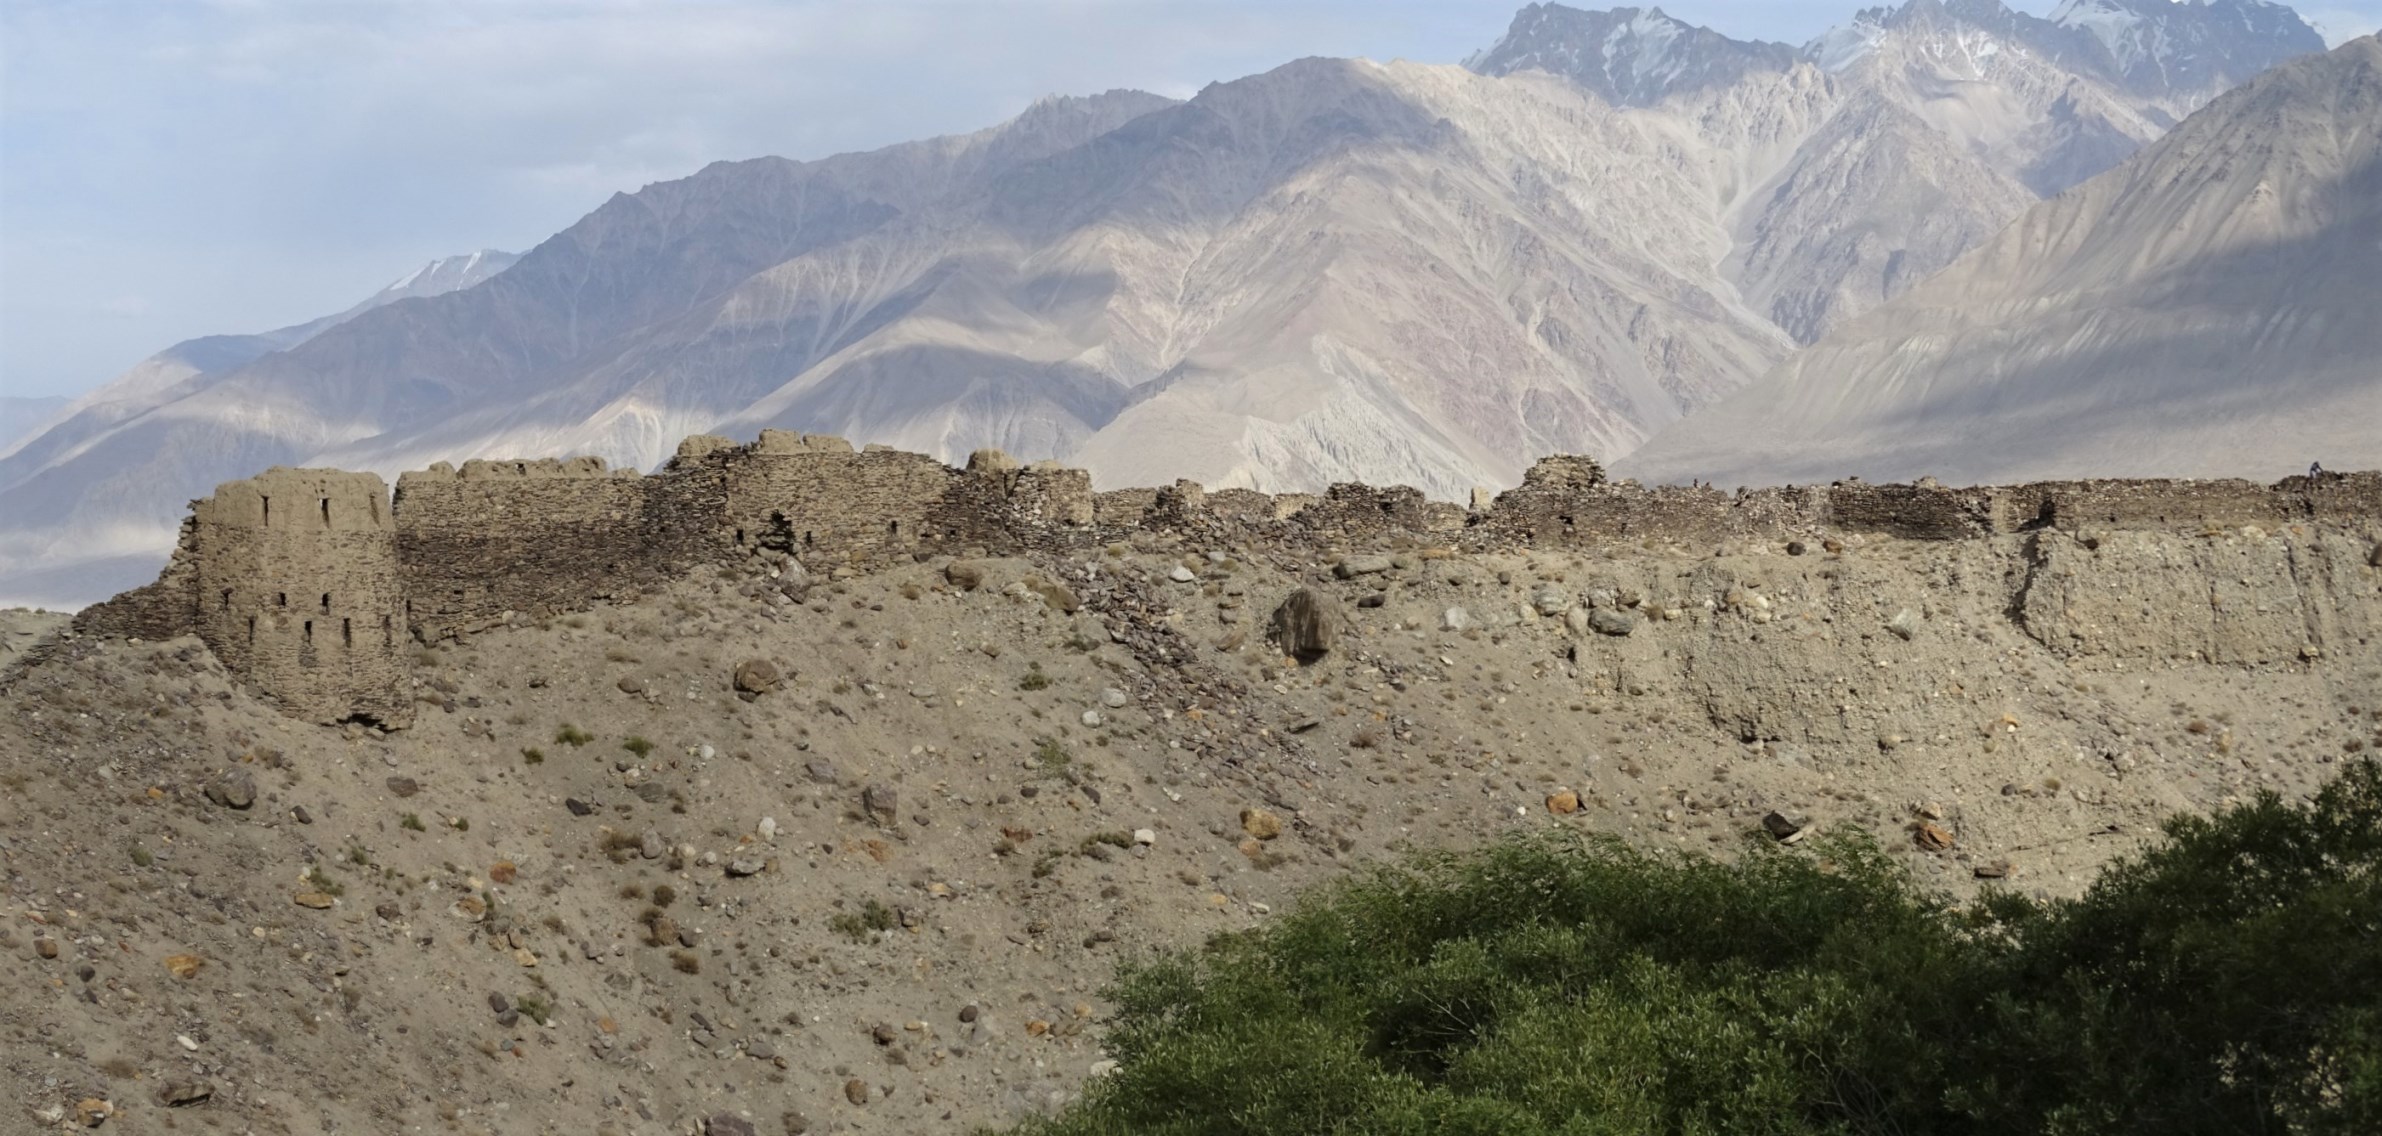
[1483,457,1828,546]
[72,517,201,642]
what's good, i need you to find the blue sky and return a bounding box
[3,0,2377,399]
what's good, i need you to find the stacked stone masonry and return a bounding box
[71,435,2382,727]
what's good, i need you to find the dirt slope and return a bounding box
[3,521,2379,1133]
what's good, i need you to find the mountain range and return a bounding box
[0,1,2338,607]
[1619,32,2382,486]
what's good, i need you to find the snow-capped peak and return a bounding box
[1468,4,1796,106]
[1805,8,1891,72]
[374,249,520,303]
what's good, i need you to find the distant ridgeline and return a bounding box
[68,429,2382,728]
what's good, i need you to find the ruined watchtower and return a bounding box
[192,468,410,727]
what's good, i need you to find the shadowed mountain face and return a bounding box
[1475,0,2327,345]
[1618,36,2382,488]
[0,4,2334,607]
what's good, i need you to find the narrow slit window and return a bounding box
[321,593,332,613]
[277,592,287,608]
[303,620,313,643]
[342,618,352,647]
[247,615,256,643]
[260,496,270,526]
[320,497,331,526]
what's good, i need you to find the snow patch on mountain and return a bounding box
[1807,11,1889,72]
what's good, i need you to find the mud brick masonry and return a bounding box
[70,429,2382,728]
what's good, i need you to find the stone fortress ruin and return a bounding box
[70,428,2382,729]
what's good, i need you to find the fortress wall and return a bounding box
[393,457,705,642]
[1485,457,1832,546]
[1290,484,1454,541]
[192,469,410,725]
[919,456,1097,555]
[2302,471,2382,519]
[68,430,2382,731]
[1005,464,1097,532]
[1093,488,1161,528]
[1823,482,1995,539]
[1204,488,1297,524]
[2008,479,2297,533]
[718,438,958,568]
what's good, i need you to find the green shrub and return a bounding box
[516,993,551,1025]
[830,899,899,942]
[622,735,655,759]
[520,747,545,765]
[1013,761,2382,1136]
[554,724,593,747]
[399,812,425,832]
[1032,737,1071,774]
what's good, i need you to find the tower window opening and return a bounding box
[261,496,270,526]
[220,589,232,611]
[247,615,256,644]
[889,520,900,536]
[342,618,352,647]
[321,593,331,613]
[320,497,331,526]
[303,620,313,644]
[277,592,287,608]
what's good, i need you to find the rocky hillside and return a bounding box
[4,503,2379,1131]
[1620,34,2382,487]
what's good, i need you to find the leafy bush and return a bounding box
[830,899,899,942]
[1012,761,2382,1136]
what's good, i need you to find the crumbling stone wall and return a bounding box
[195,469,410,726]
[73,517,201,642]
[1824,481,1995,540]
[1483,458,1828,546]
[1290,483,1459,540]
[393,456,711,642]
[71,432,2382,730]
[916,450,1096,555]
[716,433,959,569]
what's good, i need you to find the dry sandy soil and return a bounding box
[3,525,2378,1134]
